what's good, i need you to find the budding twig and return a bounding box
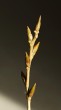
[21,16,41,110]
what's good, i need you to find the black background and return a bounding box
[0,1,61,110]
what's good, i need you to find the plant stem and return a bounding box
[26,45,33,91]
[26,66,30,91]
[27,97,31,110]
[26,45,33,110]
[21,16,41,110]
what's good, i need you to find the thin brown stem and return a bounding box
[21,16,41,110]
[27,97,31,110]
[26,45,33,92]
[26,67,30,91]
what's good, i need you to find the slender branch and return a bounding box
[27,97,31,110]
[26,66,30,91]
[26,45,33,91]
[26,43,33,110]
[21,16,41,110]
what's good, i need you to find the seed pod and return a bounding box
[27,26,33,43]
[21,71,26,85]
[32,42,40,59]
[28,83,36,98]
[25,52,30,67]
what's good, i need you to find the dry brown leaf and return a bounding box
[34,16,41,37]
[28,83,36,98]
[34,16,41,33]
[21,71,26,85]
[25,52,30,67]
[32,42,40,59]
[27,26,33,43]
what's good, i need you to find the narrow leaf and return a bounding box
[25,52,30,67]
[28,83,36,98]
[32,42,40,58]
[34,16,41,34]
[27,26,33,43]
[21,71,26,85]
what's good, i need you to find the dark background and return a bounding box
[0,0,61,110]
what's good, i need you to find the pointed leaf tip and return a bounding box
[34,16,41,34]
[27,26,33,42]
[39,15,41,21]
[28,83,36,98]
[25,52,30,67]
[21,71,26,85]
[32,42,40,59]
